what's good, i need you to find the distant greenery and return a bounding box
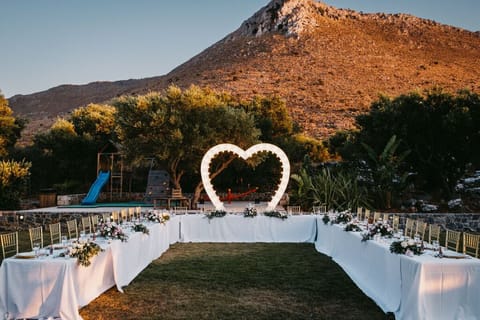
[290,160,369,212]
[0,91,30,209]
[329,88,480,202]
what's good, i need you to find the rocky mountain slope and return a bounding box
[9,0,480,143]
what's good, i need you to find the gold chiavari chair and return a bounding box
[66,219,78,240]
[392,216,400,232]
[91,215,99,231]
[29,226,44,250]
[373,211,381,222]
[1,231,19,259]
[173,206,188,215]
[135,207,142,219]
[415,221,428,240]
[81,216,92,234]
[404,218,415,238]
[356,207,364,220]
[128,208,135,221]
[287,206,301,215]
[312,205,327,215]
[463,232,480,258]
[49,222,62,245]
[445,229,462,252]
[382,213,390,222]
[120,209,128,222]
[364,209,371,221]
[428,224,441,244]
[102,212,110,222]
[111,211,120,224]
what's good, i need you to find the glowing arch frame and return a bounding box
[200,143,290,212]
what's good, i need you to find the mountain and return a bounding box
[9,0,480,143]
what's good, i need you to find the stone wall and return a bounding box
[0,210,112,232]
[392,212,480,232]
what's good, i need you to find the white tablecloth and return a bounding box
[0,247,114,320]
[315,217,480,320]
[180,214,317,243]
[0,217,180,320]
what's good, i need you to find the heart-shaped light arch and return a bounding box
[200,143,290,212]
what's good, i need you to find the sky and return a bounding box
[1,0,479,98]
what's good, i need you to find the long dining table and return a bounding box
[315,218,480,320]
[1,213,480,320]
[0,216,182,320]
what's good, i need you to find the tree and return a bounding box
[115,85,261,206]
[0,159,31,209]
[0,91,24,157]
[28,104,117,193]
[361,135,411,209]
[335,89,480,198]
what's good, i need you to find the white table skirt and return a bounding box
[179,214,317,243]
[0,217,181,320]
[315,217,480,320]
[0,247,115,320]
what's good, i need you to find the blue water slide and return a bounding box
[81,171,110,205]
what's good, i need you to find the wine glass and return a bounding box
[433,240,439,251]
[33,241,40,258]
[61,235,68,248]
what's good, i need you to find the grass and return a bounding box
[80,243,394,320]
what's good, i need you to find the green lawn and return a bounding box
[80,243,394,320]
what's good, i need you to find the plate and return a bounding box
[15,252,36,259]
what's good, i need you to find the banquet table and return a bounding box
[179,214,317,243]
[315,217,480,320]
[0,216,181,320]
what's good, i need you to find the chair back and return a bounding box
[128,208,135,220]
[312,205,327,214]
[49,222,62,245]
[356,207,363,220]
[91,215,99,231]
[174,206,188,215]
[135,207,142,219]
[66,219,78,240]
[405,218,415,238]
[81,216,91,234]
[1,232,19,259]
[392,216,400,232]
[463,232,480,258]
[373,211,381,222]
[364,209,371,221]
[415,221,428,240]
[102,212,111,222]
[382,213,390,222]
[120,209,128,222]
[445,229,462,252]
[287,206,301,215]
[111,211,120,224]
[428,224,441,244]
[29,226,44,250]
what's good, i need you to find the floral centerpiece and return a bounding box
[205,210,227,219]
[159,211,170,224]
[344,222,362,232]
[263,210,288,220]
[98,221,128,242]
[68,241,103,267]
[147,210,160,222]
[390,239,423,255]
[244,206,257,218]
[332,212,352,224]
[361,221,394,241]
[132,223,149,235]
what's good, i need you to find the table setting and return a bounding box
[315,212,480,320]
